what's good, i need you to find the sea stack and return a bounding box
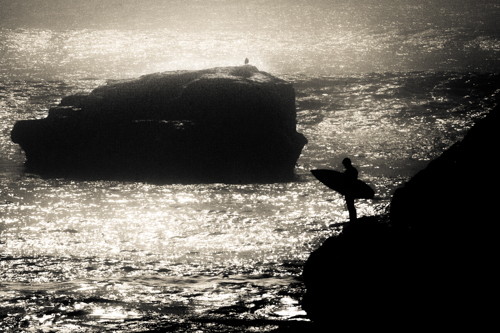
[11,66,307,183]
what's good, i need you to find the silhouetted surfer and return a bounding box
[311,158,374,223]
[342,157,358,222]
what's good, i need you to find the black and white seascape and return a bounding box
[1,1,499,332]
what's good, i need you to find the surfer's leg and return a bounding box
[346,195,357,222]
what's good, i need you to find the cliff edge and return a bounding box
[302,108,498,330]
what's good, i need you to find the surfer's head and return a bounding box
[342,157,352,167]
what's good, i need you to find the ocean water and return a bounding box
[1,1,500,332]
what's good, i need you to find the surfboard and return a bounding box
[311,169,375,199]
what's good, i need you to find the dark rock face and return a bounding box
[302,217,424,330]
[302,110,498,330]
[390,108,499,234]
[11,66,307,182]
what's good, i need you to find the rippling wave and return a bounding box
[2,70,498,331]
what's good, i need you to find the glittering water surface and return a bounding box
[1,0,500,332]
[1,71,498,332]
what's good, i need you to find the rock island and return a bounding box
[11,66,307,183]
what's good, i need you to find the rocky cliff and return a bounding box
[390,108,498,235]
[11,66,307,183]
[302,108,498,330]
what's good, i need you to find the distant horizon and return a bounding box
[1,0,499,78]
[1,0,497,31]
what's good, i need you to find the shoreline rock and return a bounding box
[390,108,498,234]
[302,109,498,329]
[11,66,307,183]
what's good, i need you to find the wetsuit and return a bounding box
[344,165,358,222]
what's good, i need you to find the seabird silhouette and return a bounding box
[245,58,249,65]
